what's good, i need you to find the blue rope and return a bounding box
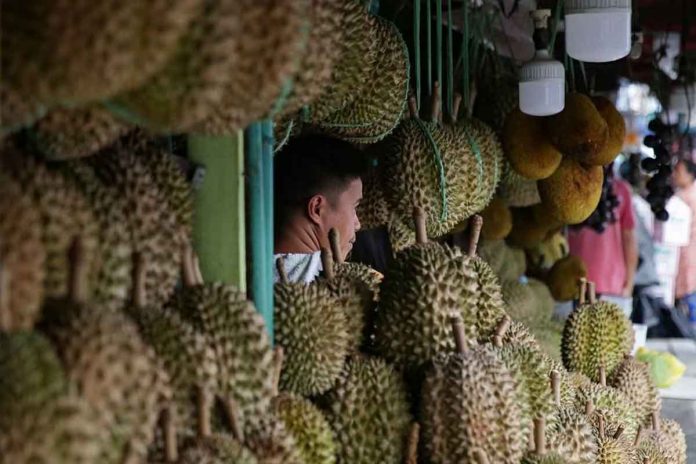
[463,124,483,194]
[414,118,448,222]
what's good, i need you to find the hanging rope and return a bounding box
[426,0,432,97]
[462,0,470,116]
[463,124,484,195]
[414,0,421,111]
[436,0,443,119]
[447,0,454,118]
[549,0,564,56]
[414,118,448,222]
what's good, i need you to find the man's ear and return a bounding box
[307,194,327,226]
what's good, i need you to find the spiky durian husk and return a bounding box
[33,106,131,160]
[636,434,669,464]
[386,212,417,253]
[274,393,337,464]
[661,419,688,464]
[278,0,345,118]
[375,243,479,368]
[478,239,507,275]
[473,74,519,133]
[478,239,526,284]
[1,0,199,105]
[421,346,526,464]
[498,165,541,207]
[244,413,304,464]
[562,301,634,382]
[469,257,507,340]
[179,434,258,464]
[0,175,45,330]
[306,1,376,122]
[41,303,170,461]
[172,283,275,426]
[502,279,541,327]
[274,281,350,396]
[130,306,218,446]
[316,18,409,143]
[608,356,661,424]
[548,408,598,464]
[0,331,67,432]
[88,142,183,307]
[573,383,639,442]
[464,118,504,213]
[499,320,542,350]
[357,165,390,229]
[321,356,411,464]
[0,395,116,464]
[63,161,132,310]
[194,0,308,135]
[596,435,638,464]
[1,148,100,300]
[0,84,45,134]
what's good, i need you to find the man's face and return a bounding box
[320,178,362,259]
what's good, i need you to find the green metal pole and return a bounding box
[261,120,274,338]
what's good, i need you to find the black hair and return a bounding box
[274,135,368,234]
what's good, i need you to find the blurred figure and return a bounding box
[673,159,696,313]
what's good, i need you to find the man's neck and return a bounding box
[275,220,322,255]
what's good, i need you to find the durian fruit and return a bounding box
[538,157,604,225]
[244,413,304,464]
[499,165,542,207]
[0,394,115,464]
[660,418,688,464]
[0,83,46,135]
[480,197,513,240]
[469,254,509,341]
[32,106,132,160]
[587,97,626,166]
[0,331,67,432]
[478,239,526,283]
[527,232,569,272]
[357,164,390,229]
[594,416,638,464]
[508,206,554,249]
[421,318,526,464]
[574,383,639,442]
[1,0,199,105]
[499,319,542,350]
[306,1,377,122]
[502,108,562,180]
[0,175,45,330]
[88,139,183,307]
[316,17,409,143]
[547,407,598,464]
[502,279,541,327]
[179,434,258,464]
[321,355,412,464]
[608,356,661,425]
[387,211,417,253]
[194,0,309,134]
[1,147,100,300]
[463,118,505,212]
[478,239,507,275]
[374,209,479,367]
[562,282,634,382]
[528,278,556,320]
[274,257,350,396]
[273,393,337,464]
[473,73,519,132]
[171,251,276,427]
[277,0,345,118]
[522,418,569,464]
[633,413,686,464]
[546,255,588,301]
[40,244,169,462]
[547,93,609,160]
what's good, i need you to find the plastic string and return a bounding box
[274,119,294,153]
[549,0,564,56]
[464,124,484,194]
[414,0,421,111]
[414,118,448,222]
[447,0,454,118]
[462,0,470,116]
[426,0,432,96]
[579,60,588,93]
[436,0,443,117]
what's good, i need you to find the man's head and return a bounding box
[274,135,368,259]
[673,159,696,189]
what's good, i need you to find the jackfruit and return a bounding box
[547,93,609,160]
[508,206,554,249]
[527,232,569,271]
[502,109,562,180]
[608,356,661,425]
[481,197,513,240]
[546,255,588,301]
[538,157,603,225]
[588,97,625,166]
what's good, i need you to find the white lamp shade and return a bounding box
[519,79,565,116]
[565,0,631,63]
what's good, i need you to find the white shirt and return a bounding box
[273,252,323,284]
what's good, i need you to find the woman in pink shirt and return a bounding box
[673,159,696,303]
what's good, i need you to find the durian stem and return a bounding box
[223,397,245,442]
[320,248,335,280]
[588,281,597,304]
[272,346,284,397]
[492,315,511,347]
[451,93,462,124]
[613,425,625,440]
[585,399,594,416]
[405,422,420,464]
[550,371,561,407]
[597,415,605,438]
[68,236,88,304]
[275,257,289,285]
[162,405,178,462]
[467,215,483,257]
[450,316,468,353]
[409,96,419,119]
[122,446,141,464]
[329,228,344,265]
[534,417,546,455]
[634,425,643,446]
[651,411,660,432]
[431,81,441,123]
[414,207,428,244]
[181,243,197,288]
[578,278,587,305]
[197,386,212,438]
[599,365,607,387]
[192,253,205,285]
[133,252,148,309]
[473,449,490,464]
[0,259,10,331]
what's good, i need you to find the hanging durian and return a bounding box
[320,355,412,464]
[460,118,505,214]
[32,105,132,160]
[547,93,609,161]
[0,83,45,134]
[375,209,479,368]
[502,108,562,180]
[420,318,526,464]
[357,164,390,229]
[562,281,634,382]
[608,356,661,425]
[473,73,519,133]
[0,174,45,330]
[2,0,199,105]
[499,164,542,207]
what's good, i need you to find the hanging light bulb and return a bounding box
[519,9,565,116]
[565,0,631,63]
